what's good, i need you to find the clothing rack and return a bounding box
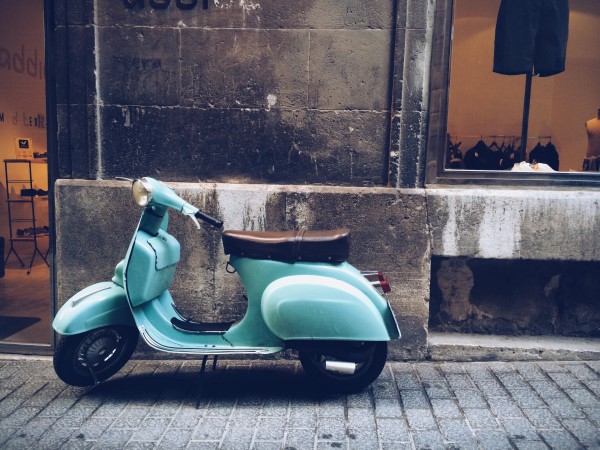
[450,134,551,142]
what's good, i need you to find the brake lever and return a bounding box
[187,213,201,230]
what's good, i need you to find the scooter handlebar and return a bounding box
[195,210,224,229]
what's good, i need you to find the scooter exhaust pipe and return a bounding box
[325,360,357,375]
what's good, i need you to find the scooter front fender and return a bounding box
[261,275,394,341]
[53,282,135,335]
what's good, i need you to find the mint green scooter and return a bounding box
[53,177,400,392]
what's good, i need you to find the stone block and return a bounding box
[427,188,600,261]
[98,26,181,106]
[180,29,309,109]
[308,30,392,110]
[97,106,389,185]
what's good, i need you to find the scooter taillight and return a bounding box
[361,271,392,295]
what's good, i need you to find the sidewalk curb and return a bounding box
[428,332,600,362]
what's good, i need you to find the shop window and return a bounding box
[0,0,52,348]
[426,0,600,184]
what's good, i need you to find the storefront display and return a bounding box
[446,0,599,173]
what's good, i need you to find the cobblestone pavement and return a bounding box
[0,357,599,449]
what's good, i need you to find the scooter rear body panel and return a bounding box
[230,256,400,342]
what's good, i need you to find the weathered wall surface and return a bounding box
[55,180,431,359]
[52,0,433,187]
[427,187,600,261]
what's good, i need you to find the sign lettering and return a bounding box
[124,0,206,10]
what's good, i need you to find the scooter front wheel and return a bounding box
[299,341,387,393]
[54,326,139,386]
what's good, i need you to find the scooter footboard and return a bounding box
[53,282,135,335]
[261,275,394,341]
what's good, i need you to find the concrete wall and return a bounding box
[427,187,600,261]
[55,180,431,359]
[427,187,600,338]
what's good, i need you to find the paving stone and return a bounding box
[317,416,346,441]
[255,417,286,440]
[585,379,600,396]
[487,397,524,418]
[284,428,315,450]
[521,408,563,429]
[405,408,437,430]
[512,440,550,450]
[474,380,510,399]
[158,428,194,449]
[454,389,488,408]
[423,380,453,399]
[391,369,422,390]
[400,389,429,409]
[373,396,402,418]
[496,372,530,390]
[513,363,548,382]
[564,387,600,408]
[475,429,514,450]
[430,398,462,419]
[445,373,475,390]
[192,417,229,441]
[538,429,581,449]
[376,417,410,442]
[463,408,500,430]
[437,419,479,449]
[0,358,599,449]
[412,429,446,449]
[564,363,598,381]
[561,418,600,445]
[499,417,540,441]
[546,396,587,420]
[509,389,546,409]
[131,417,172,441]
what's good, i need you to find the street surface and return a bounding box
[0,357,599,449]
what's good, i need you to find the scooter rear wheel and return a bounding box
[299,341,387,393]
[54,326,139,386]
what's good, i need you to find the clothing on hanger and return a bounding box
[493,0,569,77]
[528,141,559,171]
[464,140,501,170]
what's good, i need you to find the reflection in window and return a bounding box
[446,0,600,173]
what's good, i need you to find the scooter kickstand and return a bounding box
[195,355,209,409]
[82,366,102,395]
[195,355,220,409]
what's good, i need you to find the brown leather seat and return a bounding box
[222,229,350,263]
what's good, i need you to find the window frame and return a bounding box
[425,0,600,187]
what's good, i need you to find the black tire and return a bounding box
[299,341,388,393]
[54,326,139,386]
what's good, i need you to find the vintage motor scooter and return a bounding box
[53,177,400,392]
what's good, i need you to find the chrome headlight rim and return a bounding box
[132,178,153,206]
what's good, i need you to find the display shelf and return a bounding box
[3,159,49,274]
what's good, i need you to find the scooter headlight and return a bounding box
[132,178,153,206]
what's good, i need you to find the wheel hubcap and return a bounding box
[76,329,122,369]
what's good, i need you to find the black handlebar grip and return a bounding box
[195,211,224,229]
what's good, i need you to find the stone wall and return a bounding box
[52,0,434,187]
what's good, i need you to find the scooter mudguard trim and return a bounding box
[261,275,393,341]
[52,282,135,335]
